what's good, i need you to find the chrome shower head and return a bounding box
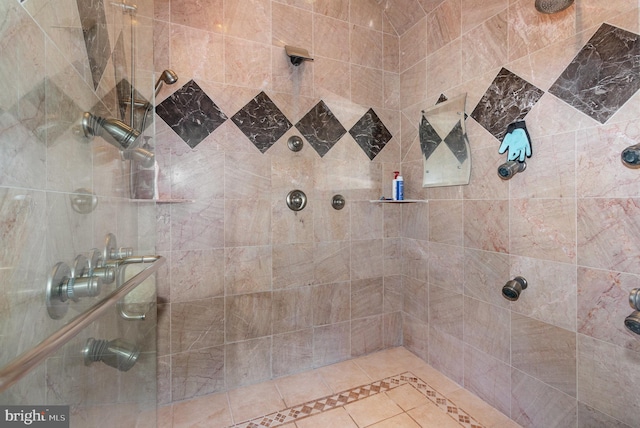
[122,147,155,168]
[625,288,640,336]
[535,0,574,14]
[155,69,178,96]
[498,160,526,180]
[82,112,141,150]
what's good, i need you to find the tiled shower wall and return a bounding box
[152,0,404,404]
[392,0,640,427]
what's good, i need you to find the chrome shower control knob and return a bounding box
[286,190,307,211]
[66,277,102,301]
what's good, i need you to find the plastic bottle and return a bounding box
[392,171,399,200]
[396,173,404,200]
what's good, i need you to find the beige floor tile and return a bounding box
[295,407,358,428]
[385,384,431,411]
[344,392,404,427]
[171,392,233,428]
[275,370,333,407]
[369,413,422,427]
[227,380,285,423]
[408,401,462,428]
[316,360,372,393]
[157,405,173,428]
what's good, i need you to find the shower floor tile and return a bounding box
[161,347,521,428]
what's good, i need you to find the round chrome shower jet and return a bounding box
[625,288,640,336]
[535,0,574,14]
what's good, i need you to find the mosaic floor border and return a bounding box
[228,372,485,428]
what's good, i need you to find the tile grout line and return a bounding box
[227,372,486,428]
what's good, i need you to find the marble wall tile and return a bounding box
[399,18,427,73]
[351,315,384,356]
[384,237,403,276]
[429,242,464,293]
[313,322,351,366]
[460,0,507,34]
[351,66,384,109]
[426,38,462,99]
[224,199,272,247]
[313,14,350,63]
[511,313,577,397]
[383,0,426,36]
[170,0,223,32]
[350,0,383,31]
[272,2,313,50]
[272,198,315,245]
[170,147,224,199]
[384,72,401,110]
[463,146,509,200]
[509,198,576,264]
[509,256,577,331]
[351,238,384,280]
[272,243,314,289]
[577,198,640,275]
[272,287,313,334]
[170,200,224,250]
[461,12,508,82]
[427,327,464,385]
[314,0,349,20]
[511,368,577,428]
[225,151,271,200]
[171,346,225,401]
[400,59,427,110]
[224,0,271,43]
[403,276,428,322]
[350,25,383,70]
[312,282,350,326]
[464,296,510,363]
[577,267,640,352]
[313,57,351,103]
[225,337,272,389]
[463,199,509,253]
[402,200,430,241]
[383,275,404,313]
[272,329,314,377]
[225,292,273,342]
[352,277,384,319]
[313,241,351,285]
[383,33,400,73]
[577,402,633,428]
[224,246,272,295]
[169,25,224,84]
[463,345,511,417]
[578,335,640,428]
[429,285,463,338]
[577,120,640,198]
[383,312,403,347]
[426,0,462,54]
[428,200,462,245]
[224,38,272,89]
[170,249,224,302]
[171,298,224,353]
[402,314,429,360]
[403,238,430,282]
[463,248,510,308]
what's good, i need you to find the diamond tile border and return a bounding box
[227,372,486,428]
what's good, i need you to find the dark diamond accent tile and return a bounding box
[443,120,469,164]
[231,91,292,153]
[296,101,347,157]
[419,115,442,162]
[471,68,544,141]
[77,0,111,90]
[549,23,640,124]
[349,108,393,160]
[156,79,228,148]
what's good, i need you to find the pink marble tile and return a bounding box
[403,238,430,282]
[461,12,508,82]
[577,267,640,352]
[509,255,577,331]
[399,18,427,72]
[171,298,224,353]
[314,0,349,21]
[351,239,384,280]
[463,248,510,309]
[313,57,351,103]
[463,200,509,253]
[384,0,426,36]
[383,33,400,73]
[170,0,223,32]
[171,147,224,200]
[313,14,350,62]
[224,37,271,88]
[577,120,640,198]
[170,200,224,251]
[510,198,576,264]
[225,246,272,294]
[429,242,464,293]
[351,65,384,108]
[402,201,429,241]
[225,152,271,200]
[350,25,383,69]
[426,38,462,98]
[350,0,384,30]
[426,0,462,54]
[578,198,640,275]
[170,24,224,83]
[462,146,509,200]
[464,296,511,363]
[461,0,508,34]
[170,249,225,302]
[224,199,271,247]
[272,2,313,49]
[224,0,271,43]
[384,71,401,110]
[463,345,511,417]
[400,60,427,109]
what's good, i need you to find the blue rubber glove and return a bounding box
[499,128,531,162]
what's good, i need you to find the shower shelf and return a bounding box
[369,199,427,203]
[131,199,194,204]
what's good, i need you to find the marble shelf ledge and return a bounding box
[131,199,194,204]
[369,199,427,203]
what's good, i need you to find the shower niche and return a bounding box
[419,93,471,188]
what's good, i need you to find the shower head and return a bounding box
[122,147,155,168]
[155,69,178,96]
[83,338,140,372]
[621,143,640,168]
[625,288,640,336]
[535,0,574,14]
[82,112,141,150]
[498,160,526,180]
